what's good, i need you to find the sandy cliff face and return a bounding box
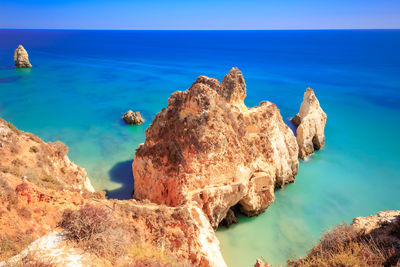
[0,119,94,193]
[133,68,299,227]
[0,119,224,267]
[13,45,32,68]
[292,88,327,159]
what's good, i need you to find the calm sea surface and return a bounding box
[0,30,399,266]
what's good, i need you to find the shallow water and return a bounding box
[0,30,399,266]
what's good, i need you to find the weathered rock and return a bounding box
[123,110,144,125]
[254,259,272,267]
[0,118,94,192]
[292,88,327,159]
[133,67,299,228]
[352,210,400,235]
[0,119,225,267]
[219,208,238,228]
[14,45,32,68]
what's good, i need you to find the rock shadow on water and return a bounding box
[285,118,297,136]
[106,159,134,200]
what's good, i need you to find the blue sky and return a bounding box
[1,0,399,29]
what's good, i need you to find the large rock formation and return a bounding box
[13,45,32,68]
[0,119,225,267]
[133,68,299,228]
[292,88,327,159]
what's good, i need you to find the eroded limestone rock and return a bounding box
[14,45,32,68]
[292,88,327,159]
[123,110,144,125]
[133,67,299,227]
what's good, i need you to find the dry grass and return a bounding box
[7,122,21,135]
[29,146,39,153]
[38,175,63,190]
[0,231,34,261]
[8,252,56,267]
[82,190,107,200]
[288,223,400,267]
[0,177,18,206]
[126,242,182,267]
[59,203,130,262]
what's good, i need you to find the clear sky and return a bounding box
[1,0,399,30]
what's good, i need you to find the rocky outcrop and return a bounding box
[13,45,32,68]
[0,119,225,267]
[292,88,327,159]
[352,210,400,236]
[258,210,400,266]
[0,119,94,192]
[133,67,299,228]
[254,258,271,267]
[123,110,144,125]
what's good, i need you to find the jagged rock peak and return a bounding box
[14,45,32,68]
[133,68,299,228]
[292,88,327,159]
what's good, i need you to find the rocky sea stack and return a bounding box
[13,45,32,68]
[123,110,144,125]
[133,67,303,228]
[292,88,327,159]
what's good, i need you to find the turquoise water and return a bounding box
[0,30,399,266]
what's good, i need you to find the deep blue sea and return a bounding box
[0,30,399,266]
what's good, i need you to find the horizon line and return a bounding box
[1,28,400,31]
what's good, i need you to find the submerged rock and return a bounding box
[254,259,272,267]
[292,88,327,159]
[14,45,32,68]
[133,67,299,228]
[123,110,144,125]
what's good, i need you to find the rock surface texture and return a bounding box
[133,68,299,228]
[14,45,32,68]
[123,110,144,125]
[0,119,225,267]
[292,88,327,159]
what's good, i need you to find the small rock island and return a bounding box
[122,110,144,125]
[292,88,327,159]
[14,45,32,68]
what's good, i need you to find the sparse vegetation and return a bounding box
[59,204,130,262]
[18,206,32,219]
[287,223,400,267]
[0,231,34,261]
[7,122,21,135]
[29,146,39,153]
[11,158,25,167]
[0,177,18,205]
[127,242,180,267]
[83,190,107,200]
[39,175,63,190]
[9,252,56,267]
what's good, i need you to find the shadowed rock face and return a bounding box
[133,67,299,228]
[292,88,327,159]
[14,45,32,68]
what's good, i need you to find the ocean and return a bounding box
[0,29,399,266]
